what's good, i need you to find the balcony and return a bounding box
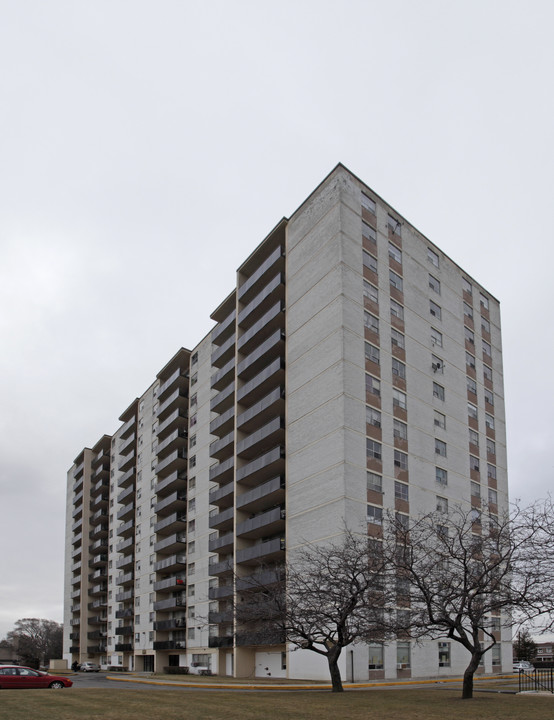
[90,507,108,524]
[209,481,234,508]
[208,635,234,648]
[155,470,187,497]
[209,406,235,437]
[157,388,188,421]
[154,532,187,554]
[212,308,236,345]
[118,432,135,457]
[117,518,135,538]
[89,523,109,540]
[236,417,284,459]
[116,571,134,586]
[88,599,107,611]
[155,448,187,479]
[156,428,187,458]
[209,431,234,460]
[237,301,284,356]
[117,466,136,489]
[89,537,108,553]
[153,640,187,650]
[236,506,285,539]
[91,476,108,496]
[236,537,285,565]
[154,554,187,573]
[117,500,135,521]
[115,608,134,619]
[237,387,285,433]
[236,567,284,591]
[153,575,186,592]
[208,585,234,600]
[158,367,188,401]
[89,554,108,568]
[237,330,285,381]
[88,615,107,625]
[115,643,133,652]
[211,358,235,392]
[236,446,285,486]
[117,483,135,505]
[116,536,134,553]
[87,644,107,654]
[154,490,186,516]
[156,408,188,439]
[154,618,187,631]
[236,358,285,406]
[115,625,134,636]
[209,456,234,484]
[119,416,136,440]
[236,630,285,647]
[210,381,235,414]
[89,583,107,596]
[115,589,134,603]
[71,517,83,532]
[87,630,107,640]
[208,557,233,577]
[118,448,135,473]
[209,506,234,531]
[208,531,234,553]
[153,596,187,612]
[236,475,285,514]
[116,554,134,570]
[211,333,236,368]
[238,272,284,329]
[154,512,187,534]
[238,245,285,304]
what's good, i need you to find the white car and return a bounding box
[80,662,100,673]
[513,661,534,672]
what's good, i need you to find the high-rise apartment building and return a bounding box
[64,164,509,680]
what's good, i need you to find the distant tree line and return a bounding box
[1,618,63,668]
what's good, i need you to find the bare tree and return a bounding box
[384,504,542,699]
[6,618,63,667]
[237,531,392,692]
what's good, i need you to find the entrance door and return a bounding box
[143,655,154,672]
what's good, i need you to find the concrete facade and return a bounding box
[64,164,510,680]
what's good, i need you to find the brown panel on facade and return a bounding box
[388,227,402,247]
[367,523,383,539]
[364,327,379,345]
[389,286,404,305]
[366,423,382,441]
[485,399,494,413]
[362,207,376,225]
[395,498,409,514]
[481,305,490,321]
[364,297,379,315]
[390,314,405,332]
[468,416,479,431]
[389,257,403,276]
[393,406,407,422]
[467,390,477,404]
[484,377,493,392]
[463,289,473,305]
[469,441,479,454]
[369,670,385,680]
[394,468,409,482]
[466,365,476,380]
[483,350,492,363]
[392,375,407,392]
[470,468,480,482]
[391,344,406,361]
[366,457,383,473]
[394,437,408,452]
[482,329,491,344]
[365,358,381,377]
[367,489,383,506]
[471,495,481,508]
[487,450,496,464]
[365,391,381,409]
[488,477,497,490]
[363,265,379,284]
[464,316,474,331]
[465,339,476,353]
[486,426,495,440]
[397,668,411,679]
[472,522,482,534]
[488,502,498,514]
[362,235,377,253]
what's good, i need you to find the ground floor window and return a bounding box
[281,652,286,670]
[368,643,384,670]
[397,642,411,669]
[491,645,501,666]
[438,642,450,667]
[192,654,211,669]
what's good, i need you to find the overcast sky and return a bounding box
[1,0,553,640]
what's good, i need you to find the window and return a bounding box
[462,278,472,295]
[366,374,381,397]
[397,642,411,669]
[470,455,480,472]
[481,317,490,334]
[388,242,402,264]
[432,354,444,373]
[485,413,495,430]
[434,410,446,429]
[433,382,445,401]
[187,627,195,640]
[367,505,383,525]
[366,406,382,428]
[488,488,498,505]
[392,358,406,379]
[463,301,473,320]
[362,222,377,244]
[465,326,475,345]
[391,328,405,349]
[190,413,197,428]
[436,467,447,486]
[365,343,380,364]
[388,214,401,236]
[363,250,378,273]
[188,562,195,576]
[395,512,409,529]
[436,496,448,513]
[367,472,382,493]
[429,274,441,294]
[482,340,492,357]
[390,299,404,320]
[480,293,489,311]
[393,388,407,410]
[364,311,379,334]
[389,269,403,292]
[491,645,501,666]
[466,352,476,369]
[394,450,408,470]
[190,372,198,386]
[486,438,496,455]
[438,642,451,667]
[366,439,382,460]
[427,248,439,267]
[188,498,196,512]
[363,280,378,304]
[368,643,384,670]
[191,351,198,364]
[487,463,497,480]
[188,584,195,597]
[435,439,447,457]
[467,377,477,394]
[188,519,196,533]
[188,540,195,554]
[395,481,409,501]
[484,388,494,406]
[471,481,481,498]
[429,300,442,319]
[483,364,492,382]
[393,419,407,440]
[468,402,478,419]
[431,328,443,347]
[190,434,197,448]
[469,429,479,447]
[362,193,376,213]
[189,455,196,469]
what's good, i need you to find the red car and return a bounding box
[0,665,73,689]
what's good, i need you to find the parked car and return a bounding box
[513,661,534,672]
[79,662,100,673]
[0,665,73,689]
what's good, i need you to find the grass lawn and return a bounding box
[0,688,552,720]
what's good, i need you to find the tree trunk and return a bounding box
[461,652,481,699]
[327,650,343,692]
